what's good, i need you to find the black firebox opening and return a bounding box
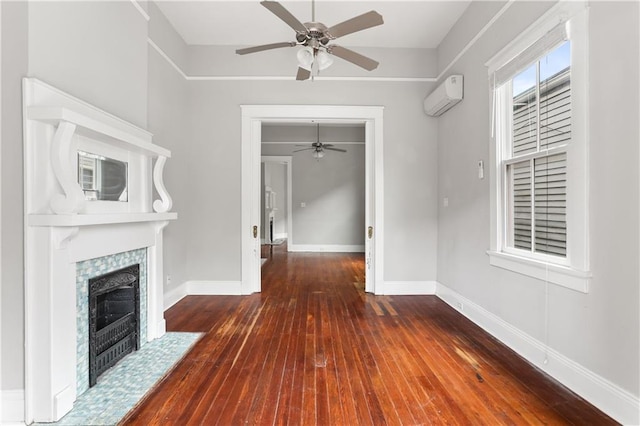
[89,264,140,387]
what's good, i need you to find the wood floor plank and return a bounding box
[121,244,617,426]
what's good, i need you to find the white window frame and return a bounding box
[486,1,591,293]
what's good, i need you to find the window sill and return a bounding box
[487,250,590,293]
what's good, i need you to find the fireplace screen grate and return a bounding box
[89,264,140,387]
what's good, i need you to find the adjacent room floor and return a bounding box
[122,243,616,425]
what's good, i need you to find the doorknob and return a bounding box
[368,226,373,239]
[253,225,258,238]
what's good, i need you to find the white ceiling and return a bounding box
[156,1,471,49]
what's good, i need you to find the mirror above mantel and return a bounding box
[78,151,128,202]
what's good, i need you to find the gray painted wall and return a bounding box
[1,0,28,393]
[186,79,438,282]
[1,0,150,393]
[147,1,190,301]
[263,141,365,247]
[28,1,148,129]
[436,0,639,401]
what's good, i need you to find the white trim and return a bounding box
[186,281,243,296]
[163,284,188,311]
[487,5,590,290]
[1,390,25,424]
[273,233,288,240]
[148,38,188,80]
[485,1,587,73]
[438,0,515,81]
[262,141,365,146]
[288,244,365,253]
[435,282,640,425]
[488,251,590,293]
[148,39,435,83]
[146,0,527,85]
[382,281,436,295]
[189,75,435,82]
[164,281,244,309]
[129,0,150,22]
[242,105,384,295]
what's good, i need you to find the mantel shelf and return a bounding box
[28,212,177,227]
[28,106,171,158]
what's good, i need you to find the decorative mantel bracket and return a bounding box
[50,121,85,214]
[152,156,172,213]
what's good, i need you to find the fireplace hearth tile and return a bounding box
[36,332,201,426]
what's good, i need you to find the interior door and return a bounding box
[364,120,375,293]
[244,119,262,294]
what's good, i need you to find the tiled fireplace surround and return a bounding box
[23,79,176,423]
[75,248,148,396]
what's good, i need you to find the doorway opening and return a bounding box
[241,105,384,295]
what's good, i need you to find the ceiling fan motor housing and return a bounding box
[304,22,331,46]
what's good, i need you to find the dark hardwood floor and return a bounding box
[121,243,616,425]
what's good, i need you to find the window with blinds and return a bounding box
[504,41,571,258]
[487,2,589,291]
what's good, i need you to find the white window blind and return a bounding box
[493,23,568,88]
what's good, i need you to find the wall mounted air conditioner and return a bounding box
[423,75,464,117]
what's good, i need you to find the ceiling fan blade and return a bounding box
[324,147,347,153]
[293,147,314,153]
[296,67,311,81]
[328,45,379,71]
[261,1,308,34]
[236,42,296,55]
[326,11,383,39]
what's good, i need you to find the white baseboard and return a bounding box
[288,244,365,253]
[1,389,25,424]
[435,282,640,425]
[164,284,188,310]
[164,280,244,310]
[382,281,436,295]
[274,233,288,240]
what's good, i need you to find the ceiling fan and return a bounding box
[293,124,347,159]
[236,0,384,80]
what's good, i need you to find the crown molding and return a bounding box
[130,0,150,22]
[149,2,514,83]
[437,0,515,81]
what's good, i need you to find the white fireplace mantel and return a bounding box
[22,78,177,423]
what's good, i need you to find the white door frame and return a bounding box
[241,105,384,294]
[261,156,293,246]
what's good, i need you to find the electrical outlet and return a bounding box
[478,160,485,179]
[443,197,449,207]
[300,202,306,208]
[457,301,464,311]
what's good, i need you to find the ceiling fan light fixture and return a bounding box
[297,46,314,71]
[316,49,334,70]
[312,149,325,159]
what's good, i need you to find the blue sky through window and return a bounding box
[512,41,571,96]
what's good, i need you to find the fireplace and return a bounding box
[23,78,176,422]
[88,264,140,386]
